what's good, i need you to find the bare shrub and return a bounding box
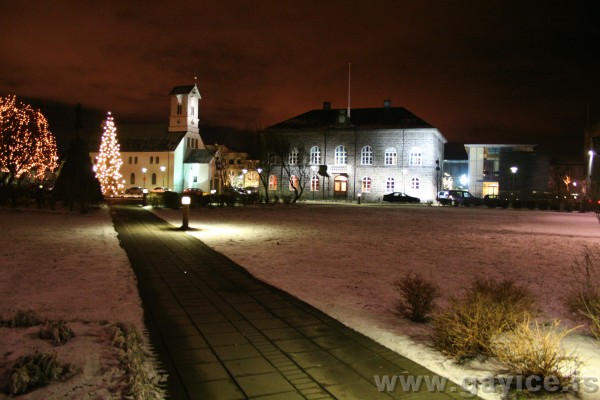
[7,352,70,396]
[492,319,581,396]
[565,247,600,339]
[394,272,439,322]
[0,310,43,328]
[39,320,75,346]
[432,277,534,361]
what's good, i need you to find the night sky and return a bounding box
[2,1,599,158]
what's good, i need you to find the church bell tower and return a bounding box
[168,83,201,134]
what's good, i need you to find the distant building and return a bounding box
[262,101,446,202]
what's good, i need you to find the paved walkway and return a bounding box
[110,205,471,400]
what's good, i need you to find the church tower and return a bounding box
[168,83,201,135]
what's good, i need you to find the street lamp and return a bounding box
[242,168,248,188]
[160,166,166,186]
[141,167,147,188]
[510,166,518,190]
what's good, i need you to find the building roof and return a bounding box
[266,106,434,130]
[444,142,468,160]
[89,123,185,152]
[184,149,214,164]
[169,85,196,95]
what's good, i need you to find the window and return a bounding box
[411,177,420,190]
[130,173,135,184]
[191,106,194,116]
[386,177,395,193]
[361,146,373,165]
[150,156,154,165]
[362,177,372,193]
[151,173,157,185]
[289,148,299,165]
[128,156,132,164]
[289,175,299,190]
[134,156,138,164]
[409,147,422,165]
[156,156,159,164]
[311,175,320,191]
[177,104,182,115]
[310,146,321,165]
[334,145,347,165]
[268,175,277,190]
[385,147,397,165]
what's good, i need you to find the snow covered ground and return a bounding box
[153,202,600,400]
[1,202,599,399]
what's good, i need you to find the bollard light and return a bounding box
[181,196,191,230]
[358,192,362,204]
[142,188,149,206]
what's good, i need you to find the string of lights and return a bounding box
[95,111,123,197]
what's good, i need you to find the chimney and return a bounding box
[323,101,331,110]
[384,99,392,109]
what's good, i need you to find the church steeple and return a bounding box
[168,83,201,134]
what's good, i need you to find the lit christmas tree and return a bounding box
[95,112,123,197]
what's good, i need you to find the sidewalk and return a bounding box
[110,205,471,400]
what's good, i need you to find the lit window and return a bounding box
[362,177,372,193]
[411,177,420,190]
[334,145,347,165]
[130,173,135,184]
[385,147,397,165]
[151,173,157,185]
[409,147,422,165]
[268,175,277,190]
[311,175,320,191]
[361,146,373,165]
[191,106,194,116]
[289,148,299,165]
[289,175,299,190]
[310,146,321,165]
[386,177,395,193]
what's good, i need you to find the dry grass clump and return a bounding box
[432,277,534,361]
[565,246,600,339]
[7,352,71,396]
[394,272,440,322]
[492,319,581,396]
[0,310,43,328]
[38,320,75,346]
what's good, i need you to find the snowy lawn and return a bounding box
[0,207,148,399]
[153,202,600,400]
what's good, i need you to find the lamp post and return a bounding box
[510,166,518,190]
[311,165,318,200]
[141,167,147,188]
[242,168,248,188]
[160,166,166,187]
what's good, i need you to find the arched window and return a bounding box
[151,173,157,185]
[310,146,321,165]
[386,177,395,193]
[156,156,160,164]
[385,147,397,165]
[134,156,138,164]
[289,148,299,165]
[411,177,420,190]
[130,173,135,184]
[334,145,347,165]
[289,175,299,190]
[150,156,154,165]
[361,146,373,165]
[268,175,277,190]
[409,147,422,165]
[128,156,132,164]
[311,175,320,191]
[362,177,372,193]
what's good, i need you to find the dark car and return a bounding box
[383,192,421,203]
[437,190,482,206]
[183,188,204,195]
[124,186,143,195]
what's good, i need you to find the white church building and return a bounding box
[90,83,214,193]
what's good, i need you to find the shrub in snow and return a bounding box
[7,352,70,395]
[1,310,43,328]
[432,277,534,361]
[492,318,581,397]
[394,272,439,322]
[38,320,75,346]
[566,247,600,339]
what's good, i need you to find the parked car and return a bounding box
[382,192,421,203]
[182,188,204,195]
[151,186,171,193]
[124,186,143,195]
[437,190,482,206]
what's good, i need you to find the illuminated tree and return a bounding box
[95,112,123,196]
[0,95,58,185]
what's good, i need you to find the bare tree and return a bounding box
[257,133,288,204]
[282,146,311,203]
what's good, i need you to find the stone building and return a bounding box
[263,101,446,202]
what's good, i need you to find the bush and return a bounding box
[565,247,600,339]
[432,277,534,361]
[492,319,581,396]
[7,352,70,395]
[39,320,75,346]
[537,200,550,210]
[525,200,537,210]
[393,273,440,322]
[512,200,523,209]
[1,310,43,328]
